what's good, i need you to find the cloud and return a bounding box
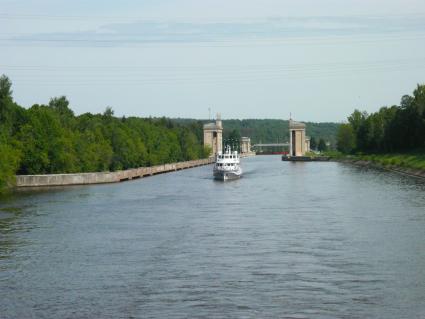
[7,15,425,46]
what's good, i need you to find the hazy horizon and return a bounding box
[1,0,425,122]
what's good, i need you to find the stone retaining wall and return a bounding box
[15,158,214,187]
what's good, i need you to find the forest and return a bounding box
[0,75,209,190]
[336,84,425,154]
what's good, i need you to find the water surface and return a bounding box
[1,156,425,318]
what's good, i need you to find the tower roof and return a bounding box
[203,122,222,130]
[289,119,306,129]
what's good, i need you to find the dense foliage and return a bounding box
[337,84,425,154]
[0,75,209,190]
[317,138,328,152]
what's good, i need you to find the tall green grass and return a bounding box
[357,151,425,170]
[327,149,425,170]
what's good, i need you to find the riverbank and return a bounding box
[334,153,425,179]
[11,153,256,189]
[15,158,215,188]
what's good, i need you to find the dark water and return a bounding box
[1,156,425,319]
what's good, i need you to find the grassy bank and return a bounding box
[327,150,425,171]
[355,153,425,170]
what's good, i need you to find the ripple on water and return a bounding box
[1,158,425,318]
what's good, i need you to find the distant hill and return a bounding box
[172,118,340,147]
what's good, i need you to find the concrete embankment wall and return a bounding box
[339,159,425,180]
[15,158,214,187]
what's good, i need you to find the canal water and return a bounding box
[1,156,425,318]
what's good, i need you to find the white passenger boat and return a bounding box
[213,146,242,181]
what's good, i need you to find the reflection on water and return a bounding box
[0,206,26,262]
[1,156,425,318]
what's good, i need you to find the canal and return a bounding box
[1,156,425,318]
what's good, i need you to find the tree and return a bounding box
[310,136,317,150]
[400,94,414,109]
[17,105,64,174]
[337,124,356,154]
[180,128,200,160]
[226,129,241,151]
[74,129,112,172]
[103,106,114,118]
[341,84,425,154]
[0,75,12,99]
[0,75,14,133]
[202,145,212,158]
[49,96,74,118]
[318,138,327,152]
[0,141,20,192]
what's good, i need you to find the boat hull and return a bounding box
[213,168,242,181]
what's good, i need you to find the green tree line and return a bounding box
[0,75,210,191]
[337,84,425,154]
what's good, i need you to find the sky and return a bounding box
[1,0,425,122]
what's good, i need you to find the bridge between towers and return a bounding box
[252,143,290,148]
[251,142,290,154]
